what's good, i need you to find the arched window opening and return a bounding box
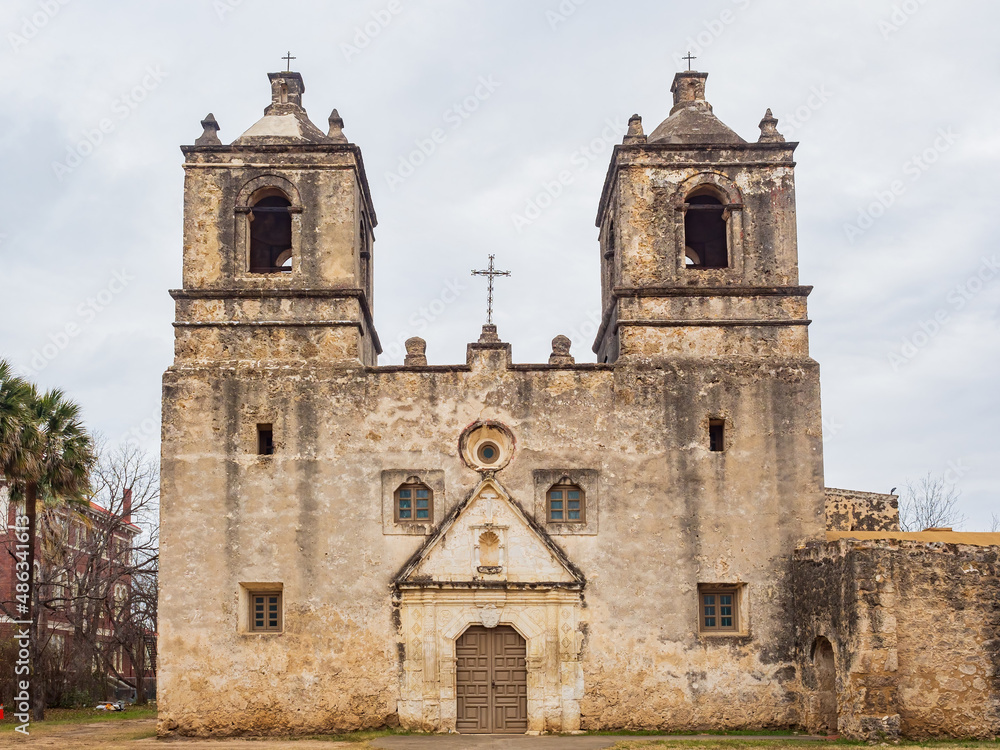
[547,478,585,523]
[249,194,293,273]
[360,213,372,292]
[684,194,728,269]
[812,636,838,733]
[395,478,433,523]
[600,216,618,296]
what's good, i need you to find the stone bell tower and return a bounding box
[173,69,381,366]
[594,70,808,364]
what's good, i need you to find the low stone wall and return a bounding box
[794,539,1000,739]
[824,488,898,532]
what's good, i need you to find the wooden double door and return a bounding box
[455,625,528,733]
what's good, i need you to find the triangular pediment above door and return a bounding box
[394,476,584,589]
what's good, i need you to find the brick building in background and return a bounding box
[1,480,155,704]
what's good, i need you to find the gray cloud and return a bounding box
[0,0,996,527]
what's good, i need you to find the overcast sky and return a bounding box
[0,0,996,528]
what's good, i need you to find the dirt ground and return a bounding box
[0,717,354,748]
[2,721,998,750]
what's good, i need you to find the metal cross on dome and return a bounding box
[683,52,697,71]
[471,254,511,326]
[282,51,296,72]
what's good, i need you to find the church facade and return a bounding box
[158,69,1000,739]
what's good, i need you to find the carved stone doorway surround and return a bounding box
[396,588,584,733]
[393,477,586,733]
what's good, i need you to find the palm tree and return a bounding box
[0,362,95,720]
[0,360,37,487]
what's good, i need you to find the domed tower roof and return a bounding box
[233,71,331,145]
[647,71,746,145]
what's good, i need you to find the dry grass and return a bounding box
[609,742,999,750]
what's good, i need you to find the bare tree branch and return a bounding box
[898,472,966,532]
[2,437,158,706]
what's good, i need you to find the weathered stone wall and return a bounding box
[160,69,827,738]
[593,144,807,364]
[894,542,1000,737]
[159,349,825,735]
[825,488,899,532]
[176,145,380,367]
[793,540,1000,740]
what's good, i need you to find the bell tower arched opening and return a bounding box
[248,193,293,273]
[684,192,728,269]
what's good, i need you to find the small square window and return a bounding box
[547,480,585,523]
[699,585,740,633]
[709,419,725,452]
[395,481,433,523]
[257,424,274,455]
[249,591,282,633]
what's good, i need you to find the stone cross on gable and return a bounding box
[480,491,498,523]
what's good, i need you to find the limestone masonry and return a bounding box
[158,69,1000,739]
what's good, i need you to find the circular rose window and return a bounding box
[460,422,515,473]
[477,442,500,464]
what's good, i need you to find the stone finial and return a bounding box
[195,113,222,146]
[548,335,575,366]
[404,337,427,366]
[670,70,710,115]
[623,114,647,145]
[265,71,306,115]
[478,324,501,344]
[328,109,348,143]
[757,108,785,143]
